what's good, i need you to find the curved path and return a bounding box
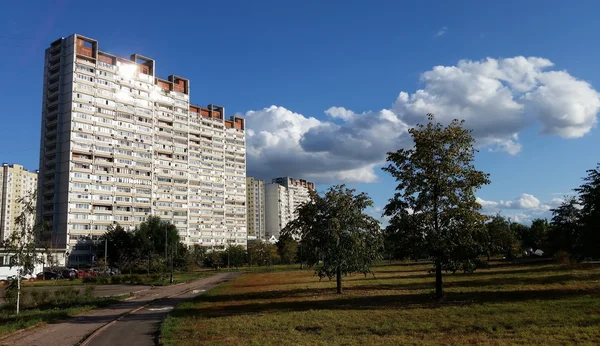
[2,272,240,346]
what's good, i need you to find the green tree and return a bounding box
[204,250,223,270]
[173,242,191,270]
[283,185,383,294]
[247,241,271,266]
[190,244,207,268]
[547,196,581,256]
[383,212,426,261]
[510,222,530,252]
[523,218,549,251]
[226,245,246,268]
[3,192,46,314]
[97,224,136,271]
[382,114,490,299]
[572,164,600,259]
[485,214,519,259]
[277,233,298,264]
[134,216,179,273]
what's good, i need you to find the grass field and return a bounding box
[161,259,600,345]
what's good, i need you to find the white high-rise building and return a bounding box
[246,177,265,240]
[264,177,314,240]
[37,34,247,265]
[0,164,38,241]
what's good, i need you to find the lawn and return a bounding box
[161,259,600,345]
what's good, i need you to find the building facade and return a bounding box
[264,177,314,240]
[37,34,247,264]
[0,164,38,241]
[246,177,265,240]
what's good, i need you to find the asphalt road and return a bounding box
[84,275,237,346]
[2,273,240,346]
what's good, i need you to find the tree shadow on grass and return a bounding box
[192,271,600,304]
[170,286,600,320]
[360,265,576,283]
[349,272,600,292]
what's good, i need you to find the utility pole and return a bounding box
[104,238,108,272]
[165,224,168,263]
[170,246,174,284]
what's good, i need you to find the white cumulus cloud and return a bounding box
[244,57,600,184]
[476,194,566,224]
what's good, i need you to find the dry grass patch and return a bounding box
[162,259,600,345]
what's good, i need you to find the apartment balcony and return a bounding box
[76,57,95,68]
[117,77,136,88]
[47,87,59,99]
[96,61,116,72]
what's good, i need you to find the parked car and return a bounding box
[36,271,60,280]
[61,269,78,279]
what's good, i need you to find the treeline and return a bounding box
[95,216,306,272]
[385,215,555,261]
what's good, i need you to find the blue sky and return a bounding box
[1,0,599,224]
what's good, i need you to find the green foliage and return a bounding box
[484,214,519,259]
[3,286,96,309]
[226,245,247,268]
[547,196,581,256]
[383,212,427,261]
[2,191,47,314]
[572,164,600,259]
[382,114,490,298]
[276,233,298,264]
[247,241,276,267]
[172,242,192,271]
[204,251,224,270]
[190,245,208,268]
[510,222,530,249]
[98,224,136,271]
[520,218,549,250]
[135,215,180,259]
[282,185,383,293]
[94,216,187,274]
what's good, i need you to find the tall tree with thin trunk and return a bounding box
[3,192,45,314]
[382,114,490,299]
[572,164,600,259]
[282,185,383,294]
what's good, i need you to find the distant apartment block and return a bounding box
[246,177,265,240]
[265,177,314,240]
[0,164,38,241]
[37,34,247,264]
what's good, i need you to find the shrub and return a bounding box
[97,276,110,285]
[82,276,97,284]
[553,250,577,266]
[84,285,95,299]
[52,287,80,305]
[30,290,51,307]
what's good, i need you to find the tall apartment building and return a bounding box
[264,177,314,240]
[0,164,38,241]
[245,177,265,240]
[38,34,246,264]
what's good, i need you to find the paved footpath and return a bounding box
[1,273,240,346]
